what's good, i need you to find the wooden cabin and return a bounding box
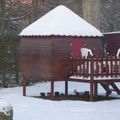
[19,5,104,98]
[103,32,120,56]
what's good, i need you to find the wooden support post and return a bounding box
[23,80,26,96]
[94,82,98,99]
[65,80,68,96]
[51,80,54,99]
[90,81,94,101]
[106,82,109,97]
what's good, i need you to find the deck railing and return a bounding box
[71,56,120,78]
[70,56,120,101]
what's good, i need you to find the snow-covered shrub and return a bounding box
[0,99,13,120]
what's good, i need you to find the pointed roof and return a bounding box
[19,5,103,37]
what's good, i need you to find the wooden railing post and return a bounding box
[96,56,99,77]
[90,56,94,101]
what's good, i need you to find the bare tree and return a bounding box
[0,0,33,87]
[101,0,120,32]
[0,0,5,34]
[31,0,83,21]
[82,0,101,29]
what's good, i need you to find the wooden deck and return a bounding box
[67,56,120,101]
[49,56,120,101]
[22,55,120,101]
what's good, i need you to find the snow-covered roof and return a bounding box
[19,5,103,37]
[103,31,120,35]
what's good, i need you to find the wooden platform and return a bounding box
[49,56,120,101]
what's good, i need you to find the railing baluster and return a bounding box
[118,57,120,75]
[110,56,113,77]
[100,56,103,77]
[115,56,118,77]
[86,57,89,77]
[83,56,85,77]
[106,56,109,77]
[96,56,99,77]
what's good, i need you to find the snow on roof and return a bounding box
[103,31,120,35]
[19,5,103,37]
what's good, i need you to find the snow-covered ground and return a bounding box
[0,81,120,120]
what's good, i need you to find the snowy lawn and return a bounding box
[0,81,120,120]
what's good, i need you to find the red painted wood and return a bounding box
[18,36,103,81]
[96,56,99,77]
[71,56,120,81]
[51,80,54,99]
[23,80,26,96]
[71,38,84,57]
[110,56,113,77]
[103,33,120,55]
[115,56,118,77]
[86,57,89,77]
[106,56,109,77]
[100,57,104,77]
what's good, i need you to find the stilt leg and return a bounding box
[94,82,98,99]
[90,81,94,101]
[51,80,54,99]
[65,80,68,96]
[106,82,109,97]
[23,80,26,96]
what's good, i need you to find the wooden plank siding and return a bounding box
[52,38,71,80]
[18,37,52,80]
[103,33,120,56]
[83,37,103,56]
[18,36,103,81]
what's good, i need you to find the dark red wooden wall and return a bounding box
[83,37,103,56]
[103,33,120,55]
[18,37,52,80]
[18,36,103,81]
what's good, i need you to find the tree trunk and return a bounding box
[82,0,101,29]
[0,0,5,33]
[32,0,39,21]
